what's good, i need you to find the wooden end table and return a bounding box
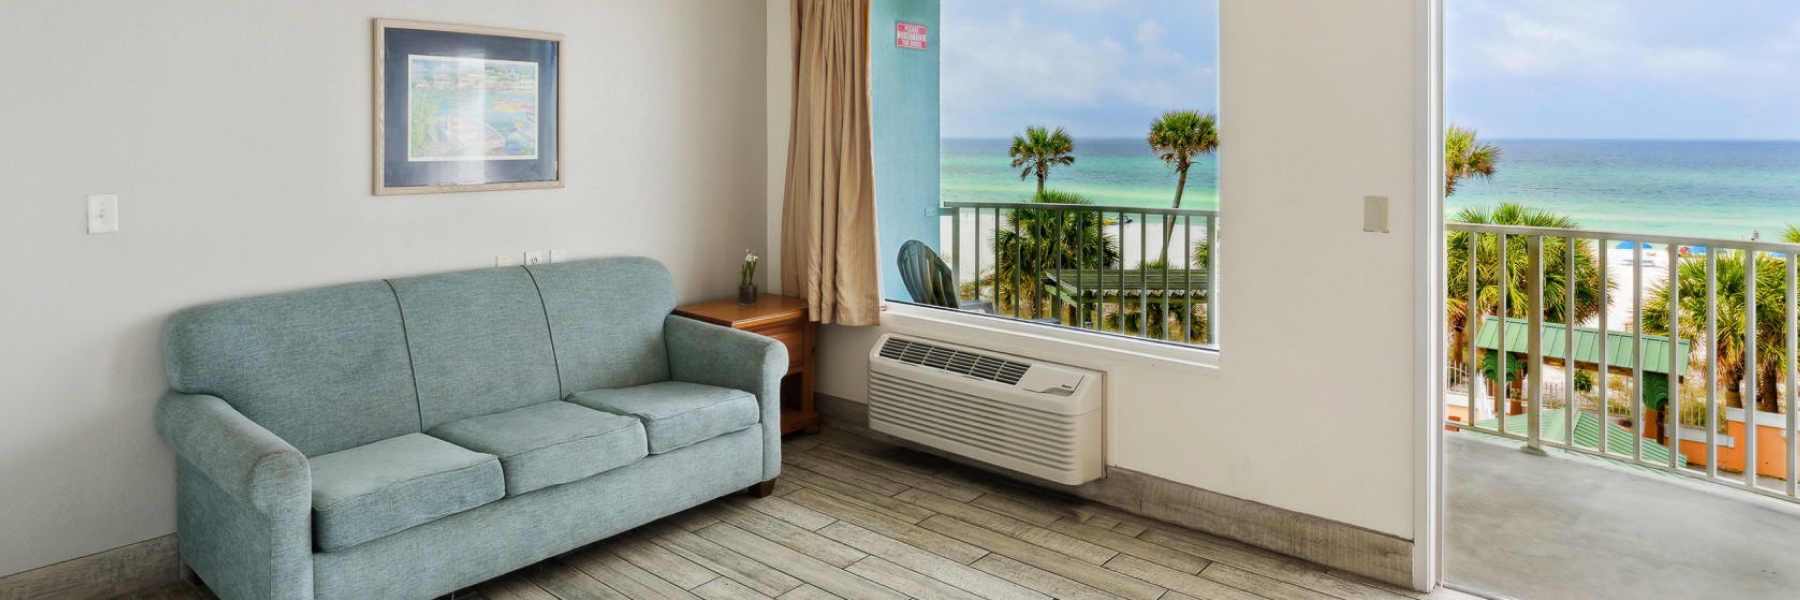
[673,294,820,435]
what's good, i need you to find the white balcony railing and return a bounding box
[1447,222,1800,503]
[929,201,1219,348]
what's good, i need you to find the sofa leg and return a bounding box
[748,479,777,498]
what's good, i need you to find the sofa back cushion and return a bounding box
[526,258,674,394]
[163,282,421,457]
[389,268,562,430]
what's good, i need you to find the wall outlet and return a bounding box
[495,254,516,267]
[523,251,546,266]
[87,194,119,234]
[549,249,568,263]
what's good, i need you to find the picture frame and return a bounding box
[374,19,563,195]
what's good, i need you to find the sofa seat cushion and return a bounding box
[567,381,760,454]
[428,401,647,496]
[309,433,504,552]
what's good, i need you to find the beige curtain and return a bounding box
[781,0,880,326]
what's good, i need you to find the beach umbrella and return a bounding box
[1614,241,1654,250]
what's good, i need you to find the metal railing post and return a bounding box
[1633,242,1645,463]
[1527,235,1545,452]
[1566,238,1578,448]
[1668,243,1681,469]
[1707,251,1719,477]
[1598,239,1610,454]
[1746,249,1760,487]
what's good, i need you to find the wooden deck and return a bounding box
[145,428,1466,600]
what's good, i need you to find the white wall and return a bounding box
[799,0,1426,540]
[0,0,768,577]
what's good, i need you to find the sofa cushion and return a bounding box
[163,281,421,457]
[309,433,503,552]
[428,401,647,496]
[525,258,677,394]
[388,268,562,430]
[567,381,759,454]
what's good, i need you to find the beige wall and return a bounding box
[0,0,769,577]
[790,0,1429,541]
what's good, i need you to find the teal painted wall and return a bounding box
[870,0,941,301]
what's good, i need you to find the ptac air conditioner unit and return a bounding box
[867,334,1103,485]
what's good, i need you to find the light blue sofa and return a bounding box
[155,258,787,600]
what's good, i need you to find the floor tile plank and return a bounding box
[1101,555,1268,600]
[636,523,804,597]
[782,466,937,523]
[693,578,776,600]
[818,522,1049,600]
[774,584,844,600]
[559,546,704,600]
[845,556,988,600]
[966,494,1068,527]
[896,489,1118,565]
[479,572,562,600]
[522,562,634,600]
[610,533,722,590]
[1200,564,1339,600]
[783,453,911,497]
[1135,529,1411,600]
[807,446,986,502]
[706,500,867,568]
[785,489,989,564]
[968,554,1129,600]
[737,495,838,531]
[920,515,1164,600]
[695,522,908,600]
[1043,518,1212,574]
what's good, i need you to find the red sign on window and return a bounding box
[896,22,928,50]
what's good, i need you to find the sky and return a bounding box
[941,0,1800,141]
[939,0,1218,139]
[1448,0,1800,140]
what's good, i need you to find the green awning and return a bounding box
[1474,316,1691,377]
[1469,407,1688,468]
[1042,270,1208,297]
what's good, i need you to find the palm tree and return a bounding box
[1642,248,1790,413]
[1446,204,1611,383]
[1445,125,1500,196]
[988,190,1120,319]
[1009,126,1077,195]
[1147,110,1220,263]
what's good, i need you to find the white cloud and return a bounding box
[943,10,1211,118]
[1457,0,1796,84]
[1134,20,1165,48]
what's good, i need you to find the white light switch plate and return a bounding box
[523,251,546,266]
[87,194,119,234]
[495,254,515,267]
[549,249,568,263]
[1363,195,1389,233]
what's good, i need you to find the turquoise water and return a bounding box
[944,138,1800,242]
[942,138,1218,210]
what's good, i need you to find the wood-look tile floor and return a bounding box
[141,429,1456,600]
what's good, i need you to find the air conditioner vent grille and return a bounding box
[877,337,1031,385]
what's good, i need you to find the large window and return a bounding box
[872,0,1222,349]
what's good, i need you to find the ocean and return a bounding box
[942,138,1800,243]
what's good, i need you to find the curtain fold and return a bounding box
[781,0,881,326]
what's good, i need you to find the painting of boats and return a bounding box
[406,55,539,161]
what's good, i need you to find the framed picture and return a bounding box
[374,19,562,195]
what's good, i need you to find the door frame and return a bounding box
[1412,0,1447,591]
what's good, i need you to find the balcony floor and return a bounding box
[1448,433,1800,600]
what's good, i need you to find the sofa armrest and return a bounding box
[155,392,310,514]
[664,315,788,480]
